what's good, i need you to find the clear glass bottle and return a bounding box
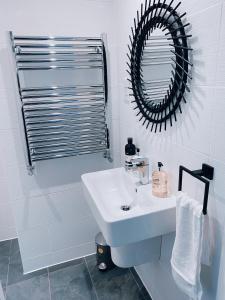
[152,162,168,198]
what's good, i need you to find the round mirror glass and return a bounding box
[141,28,175,107]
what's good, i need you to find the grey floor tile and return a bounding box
[1,240,151,300]
[1,284,6,298]
[49,261,97,300]
[9,239,20,257]
[0,240,11,257]
[130,268,143,289]
[0,256,9,287]
[85,255,145,300]
[130,268,152,300]
[8,240,47,286]
[0,281,6,300]
[140,287,152,300]
[6,274,50,300]
[49,257,84,272]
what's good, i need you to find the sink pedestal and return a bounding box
[111,236,161,268]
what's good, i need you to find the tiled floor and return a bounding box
[0,239,152,300]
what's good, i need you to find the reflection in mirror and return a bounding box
[142,28,175,107]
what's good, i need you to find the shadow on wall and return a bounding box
[201,217,223,299]
[201,181,225,299]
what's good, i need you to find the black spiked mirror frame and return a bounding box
[127,0,192,132]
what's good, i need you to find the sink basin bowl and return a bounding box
[82,167,176,248]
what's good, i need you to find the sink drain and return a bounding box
[120,205,131,211]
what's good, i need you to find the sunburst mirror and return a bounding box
[127,0,192,132]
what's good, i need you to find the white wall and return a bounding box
[1,2,225,299]
[0,0,120,273]
[115,0,225,299]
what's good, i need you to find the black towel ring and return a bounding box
[178,164,214,215]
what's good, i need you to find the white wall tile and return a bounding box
[13,185,93,232]
[19,226,52,260]
[177,0,222,17]
[49,214,99,252]
[13,195,56,232]
[0,129,25,167]
[22,253,54,274]
[0,100,18,130]
[215,2,225,86]
[211,88,225,164]
[160,233,176,261]
[115,0,225,299]
[175,87,214,155]
[0,0,118,273]
[6,152,113,201]
[51,242,95,267]
[0,226,17,242]
[135,261,188,300]
[22,241,96,273]
[209,159,225,207]
[0,179,10,203]
[0,157,7,179]
[1,3,225,298]
[0,201,15,228]
[189,4,222,87]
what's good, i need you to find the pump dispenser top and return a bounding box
[125,137,136,156]
[125,137,136,170]
[158,162,163,171]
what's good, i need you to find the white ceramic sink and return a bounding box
[82,167,176,248]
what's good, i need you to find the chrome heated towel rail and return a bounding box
[10,32,110,174]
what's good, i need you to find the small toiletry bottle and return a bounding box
[152,162,168,198]
[125,137,136,169]
[136,148,140,157]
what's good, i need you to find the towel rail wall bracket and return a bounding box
[178,164,214,215]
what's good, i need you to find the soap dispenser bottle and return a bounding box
[125,137,136,170]
[152,162,168,198]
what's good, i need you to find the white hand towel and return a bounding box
[201,214,213,266]
[171,192,206,300]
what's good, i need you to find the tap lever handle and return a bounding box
[130,156,149,166]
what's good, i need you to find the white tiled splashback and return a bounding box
[0,0,119,273]
[115,0,225,299]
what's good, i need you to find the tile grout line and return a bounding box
[47,268,52,300]
[5,259,9,300]
[22,252,86,275]
[84,257,99,300]
[4,239,13,300]
[129,268,151,300]
[129,268,142,290]
[46,257,84,275]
